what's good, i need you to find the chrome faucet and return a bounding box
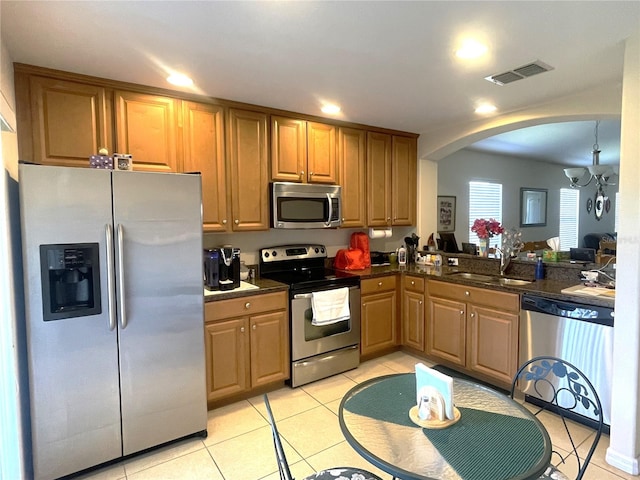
[499,250,511,276]
[497,244,523,276]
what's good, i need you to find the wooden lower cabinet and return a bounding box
[204,291,289,403]
[204,318,249,399]
[427,296,466,366]
[426,280,519,386]
[402,275,425,351]
[361,275,398,356]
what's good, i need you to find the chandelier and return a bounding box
[563,121,617,188]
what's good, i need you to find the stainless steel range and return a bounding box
[259,244,361,387]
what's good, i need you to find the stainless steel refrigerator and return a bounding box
[19,163,207,480]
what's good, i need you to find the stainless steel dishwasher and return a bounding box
[519,293,614,429]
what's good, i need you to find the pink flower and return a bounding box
[471,218,504,239]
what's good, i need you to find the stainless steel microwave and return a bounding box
[271,182,342,229]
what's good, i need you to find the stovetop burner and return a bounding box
[259,244,359,292]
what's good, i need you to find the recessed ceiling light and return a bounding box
[321,104,341,115]
[456,40,488,59]
[475,104,497,115]
[167,73,193,87]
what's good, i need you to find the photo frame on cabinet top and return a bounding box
[520,188,547,227]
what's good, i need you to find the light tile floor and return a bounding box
[78,351,632,480]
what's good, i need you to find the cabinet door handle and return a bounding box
[222,219,227,224]
[470,313,475,318]
[252,324,257,330]
[245,302,251,309]
[378,281,383,286]
[300,170,305,178]
[465,291,470,296]
[235,219,239,224]
[419,301,422,305]
[411,280,415,285]
[240,327,245,333]
[460,310,464,315]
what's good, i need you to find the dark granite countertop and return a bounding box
[203,260,614,309]
[204,278,288,302]
[343,263,614,308]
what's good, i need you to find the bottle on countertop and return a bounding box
[398,245,407,265]
[535,256,545,280]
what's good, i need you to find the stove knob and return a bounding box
[315,247,319,253]
[321,247,325,253]
[264,252,269,258]
[272,251,278,257]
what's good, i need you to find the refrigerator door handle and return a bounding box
[105,224,117,331]
[117,223,127,329]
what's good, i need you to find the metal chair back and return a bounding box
[510,356,604,480]
[264,394,294,480]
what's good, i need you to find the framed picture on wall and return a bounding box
[437,196,456,232]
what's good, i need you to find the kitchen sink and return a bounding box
[494,277,532,286]
[446,272,495,282]
[446,271,532,286]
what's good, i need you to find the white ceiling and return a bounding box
[2,1,638,166]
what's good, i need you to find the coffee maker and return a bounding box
[203,246,240,291]
[203,249,220,291]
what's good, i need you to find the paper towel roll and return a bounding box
[369,228,392,239]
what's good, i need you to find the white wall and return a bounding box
[606,30,640,474]
[437,148,618,247]
[0,37,30,479]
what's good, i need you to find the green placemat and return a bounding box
[344,374,416,427]
[423,407,545,480]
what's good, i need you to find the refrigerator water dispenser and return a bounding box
[40,243,102,321]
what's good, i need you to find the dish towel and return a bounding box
[311,287,350,326]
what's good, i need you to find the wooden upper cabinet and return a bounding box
[114,91,179,172]
[270,116,306,182]
[366,132,392,226]
[20,75,113,167]
[307,121,337,184]
[270,115,337,184]
[338,127,366,228]
[392,136,417,225]
[182,101,227,232]
[366,132,417,227]
[227,108,270,231]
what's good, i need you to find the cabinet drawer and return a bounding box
[403,275,425,293]
[205,291,287,322]
[427,280,518,312]
[361,275,397,295]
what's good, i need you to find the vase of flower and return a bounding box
[478,237,490,257]
[471,218,504,257]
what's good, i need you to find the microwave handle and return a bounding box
[325,193,333,227]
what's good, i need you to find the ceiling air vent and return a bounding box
[485,60,554,86]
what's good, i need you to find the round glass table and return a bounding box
[338,373,551,480]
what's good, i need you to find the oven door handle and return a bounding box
[293,293,314,299]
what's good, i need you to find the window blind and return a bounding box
[468,181,503,248]
[559,188,579,249]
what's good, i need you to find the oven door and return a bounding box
[291,285,360,361]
